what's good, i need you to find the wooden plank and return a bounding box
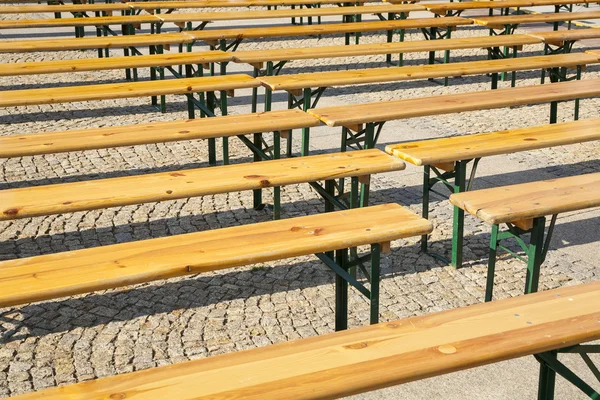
[0,109,321,158]
[586,50,600,62]
[0,51,232,77]
[0,74,259,107]
[0,32,194,53]
[0,3,132,13]
[12,281,600,400]
[425,0,600,13]
[187,17,472,41]
[0,15,162,29]
[259,53,597,91]
[385,117,600,165]
[233,34,541,64]
[307,78,600,127]
[160,4,424,23]
[472,10,600,27]
[449,172,600,225]
[0,149,404,221]
[130,0,370,9]
[528,29,600,46]
[0,203,429,308]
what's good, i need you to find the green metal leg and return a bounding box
[253,131,263,210]
[287,93,294,157]
[301,87,312,156]
[421,165,431,252]
[370,243,380,325]
[484,224,500,302]
[335,249,349,331]
[359,123,375,208]
[525,217,546,295]
[273,131,281,220]
[325,179,335,213]
[451,161,467,268]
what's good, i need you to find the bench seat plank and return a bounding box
[385,118,600,166]
[0,109,320,158]
[449,172,600,225]
[472,10,600,28]
[0,3,132,13]
[259,53,597,91]
[0,15,162,29]
[187,17,472,42]
[528,29,600,45]
[0,149,404,221]
[0,50,232,77]
[130,0,370,9]
[12,281,600,400]
[0,203,429,308]
[233,34,542,64]
[307,79,600,127]
[0,32,194,53]
[0,74,259,107]
[0,50,233,76]
[160,4,424,23]
[427,0,599,13]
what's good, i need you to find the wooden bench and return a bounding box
[385,117,600,269]
[0,201,431,331]
[187,17,472,49]
[0,3,132,13]
[0,50,232,76]
[426,0,600,17]
[450,172,600,302]
[260,53,595,156]
[0,5,422,30]
[0,32,194,53]
[472,10,600,34]
[233,33,543,69]
[0,74,259,120]
[0,109,322,214]
[11,281,600,399]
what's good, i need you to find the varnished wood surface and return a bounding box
[307,79,600,127]
[586,49,600,61]
[0,74,259,107]
[0,110,321,158]
[450,172,600,224]
[527,28,600,45]
[187,17,472,42]
[0,14,162,29]
[0,3,131,14]
[161,4,424,23]
[0,149,404,221]
[0,51,231,77]
[12,281,600,399]
[472,10,600,27]
[233,33,542,64]
[0,203,429,308]
[0,32,194,53]
[130,0,369,9]
[385,118,600,165]
[425,0,600,13]
[259,53,597,91]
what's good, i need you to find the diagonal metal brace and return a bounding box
[316,252,371,298]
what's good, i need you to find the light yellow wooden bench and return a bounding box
[130,0,370,11]
[450,172,600,302]
[0,201,431,331]
[259,53,595,156]
[385,117,600,269]
[0,14,162,29]
[426,0,600,16]
[11,281,600,399]
[0,5,421,30]
[0,32,194,53]
[0,50,231,76]
[187,16,472,48]
[472,10,600,34]
[0,74,258,118]
[0,3,131,13]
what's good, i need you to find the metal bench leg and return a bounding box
[370,243,381,325]
[451,160,467,268]
[536,351,600,399]
[335,249,349,331]
[524,216,545,295]
[301,87,312,156]
[421,166,431,253]
[484,224,500,302]
[273,131,281,220]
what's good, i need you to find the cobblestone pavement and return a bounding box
[0,5,599,398]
